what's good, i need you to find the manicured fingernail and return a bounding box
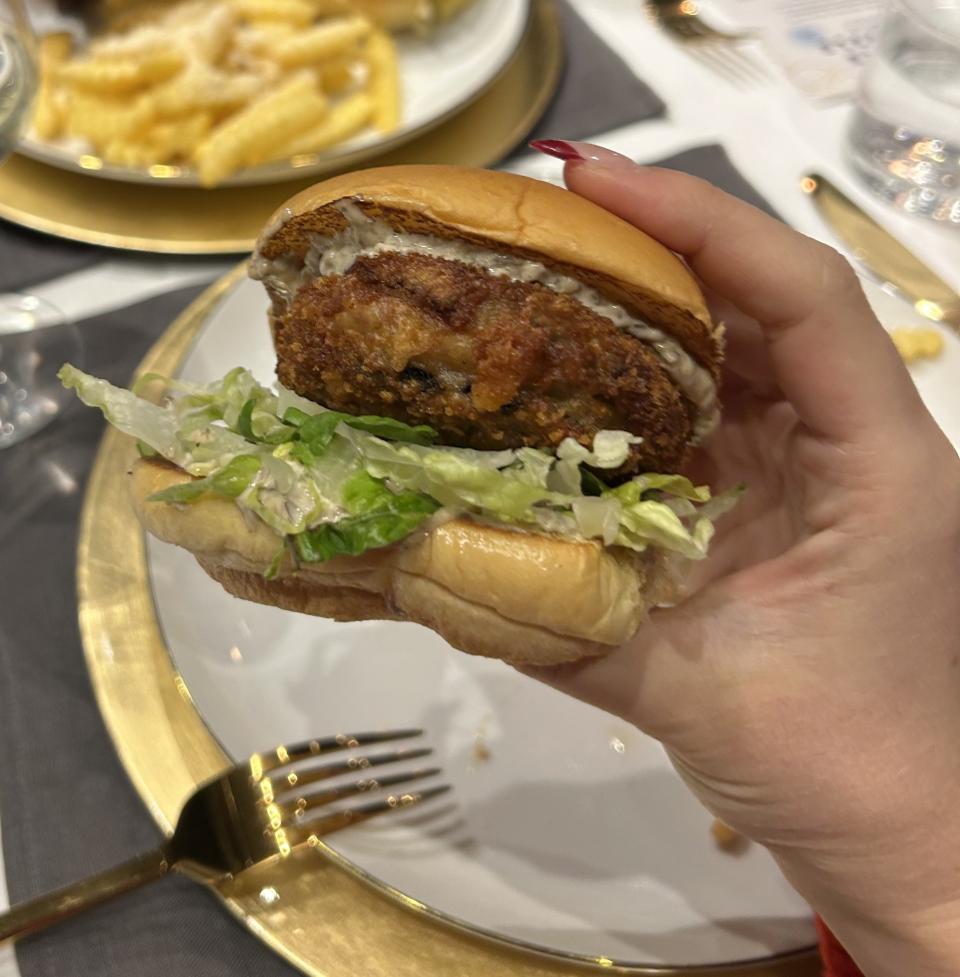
[529,140,634,167]
[529,139,585,161]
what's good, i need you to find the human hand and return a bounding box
[527,141,960,977]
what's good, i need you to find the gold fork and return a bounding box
[0,729,448,942]
[648,0,771,88]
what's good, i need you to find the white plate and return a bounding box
[146,273,958,969]
[19,0,529,188]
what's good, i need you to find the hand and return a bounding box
[527,142,960,977]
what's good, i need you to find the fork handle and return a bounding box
[0,846,171,942]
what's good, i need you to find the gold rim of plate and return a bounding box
[77,274,821,976]
[0,0,557,255]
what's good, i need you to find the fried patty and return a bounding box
[274,252,693,476]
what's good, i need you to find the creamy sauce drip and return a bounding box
[251,201,719,439]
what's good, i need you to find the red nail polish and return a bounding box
[529,139,585,162]
[530,140,636,169]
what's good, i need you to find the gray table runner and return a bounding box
[0,223,102,293]
[0,285,302,977]
[0,8,778,973]
[654,144,783,221]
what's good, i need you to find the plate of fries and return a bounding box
[20,0,530,188]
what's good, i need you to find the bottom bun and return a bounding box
[130,459,680,665]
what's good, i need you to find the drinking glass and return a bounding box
[0,0,82,449]
[846,0,960,226]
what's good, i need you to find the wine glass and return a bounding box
[0,0,82,449]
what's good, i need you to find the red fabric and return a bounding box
[816,916,865,977]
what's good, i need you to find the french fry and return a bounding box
[88,25,167,60]
[57,48,184,94]
[433,0,473,22]
[193,72,327,185]
[315,55,359,94]
[232,0,315,25]
[160,1,221,28]
[62,90,155,151]
[99,0,170,33]
[102,135,165,167]
[270,17,371,68]
[307,0,350,14]
[366,31,399,133]
[40,32,74,63]
[311,0,430,30]
[145,112,214,161]
[237,21,298,56]
[275,90,372,156]
[353,0,431,31]
[32,33,74,140]
[180,4,237,63]
[149,61,262,118]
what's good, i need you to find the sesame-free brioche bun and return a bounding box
[254,164,721,379]
[130,459,679,665]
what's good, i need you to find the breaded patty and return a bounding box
[274,252,694,476]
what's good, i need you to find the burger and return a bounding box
[61,165,735,665]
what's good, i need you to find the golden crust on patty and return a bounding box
[274,252,694,475]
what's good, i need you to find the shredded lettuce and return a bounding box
[59,364,740,567]
[294,471,439,562]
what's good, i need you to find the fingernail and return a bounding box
[529,139,634,168]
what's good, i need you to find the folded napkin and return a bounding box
[1,141,781,977]
[523,1,665,144]
[652,144,782,221]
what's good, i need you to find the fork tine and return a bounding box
[683,16,711,38]
[670,15,704,39]
[730,47,771,84]
[251,729,423,777]
[281,767,443,821]
[690,44,744,86]
[278,784,453,847]
[262,747,435,800]
[704,45,756,86]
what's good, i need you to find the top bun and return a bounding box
[253,165,720,377]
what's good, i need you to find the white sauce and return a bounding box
[251,201,719,439]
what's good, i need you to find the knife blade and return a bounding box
[801,172,960,333]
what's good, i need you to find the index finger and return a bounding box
[553,147,924,442]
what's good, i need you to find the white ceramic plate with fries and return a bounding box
[20,0,530,188]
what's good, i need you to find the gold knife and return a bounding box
[801,172,960,333]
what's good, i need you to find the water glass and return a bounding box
[0,295,83,448]
[0,0,81,449]
[0,0,35,157]
[846,0,960,225]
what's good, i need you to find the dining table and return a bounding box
[1,2,959,976]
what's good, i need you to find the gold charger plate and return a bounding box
[0,0,559,255]
[77,265,821,977]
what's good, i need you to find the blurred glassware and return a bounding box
[0,294,83,448]
[0,0,35,158]
[846,0,960,225]
[0,0,81,449]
